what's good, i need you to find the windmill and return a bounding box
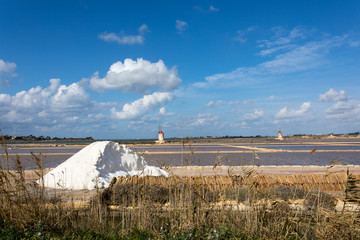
[156,126,166,144]
[276,129,284,140]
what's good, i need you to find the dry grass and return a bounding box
[97,174,356,239]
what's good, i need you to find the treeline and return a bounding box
[2,135,94,141]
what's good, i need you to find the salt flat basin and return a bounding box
[1,139,360,170]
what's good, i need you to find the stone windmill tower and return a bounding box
[276,130,284,140]
[156,126,166,144]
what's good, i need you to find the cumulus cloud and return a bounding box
[4,110,33,123]
[0,93,11,105]
[0,59,17,84]
[0,69,179,136]
[276,102,311,118]
[89,58,181,94]
[320,89,360,120]
[325,100,360,119]
[0,59,16,75]
[51,82,90,111]
[0,79,90,123]
[319,88,349,102]
[99,24,149,45]
[176,20,188,34]
[2,79,58,110]
[111,92,174,120]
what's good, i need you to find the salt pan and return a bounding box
[41,141,169,190]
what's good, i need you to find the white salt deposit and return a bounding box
[41,141,169,190]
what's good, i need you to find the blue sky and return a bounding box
[1,0,360,139]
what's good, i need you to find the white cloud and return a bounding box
[5,79,59,110]
[99,24,149,45]
[176,20,188,34]
[65,116,79,122]
[99,32,144,45]
[200,28,349,88]
[325,100,360,119]
[319,89,360,121]
[0,93,11,105]
[0,79,91,123]
[38,111,48,118]
[0,59,17,84]
[51,82,90,111]
[159,107,166,115]
[276,102,311,118]
[87,113,105,120]
[258,41,326,73]
[244,109,264,120]
[191,114,219,127]
[4,110,33,123]
[89,58,181,94]
[0,59,16,75]
[257,26,307,48]
[258,45,294,57]
[111,92,174,120]
[157,107,175,116]
[206,101,214,107]
[205,100,243,108]
[319,88,349,102]
[267,95,282,100]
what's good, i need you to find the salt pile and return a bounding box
[41,141,169,190]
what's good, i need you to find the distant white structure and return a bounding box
[156,130,166,144]
[276,130,284,140]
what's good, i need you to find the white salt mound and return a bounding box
[41,141,169,190]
